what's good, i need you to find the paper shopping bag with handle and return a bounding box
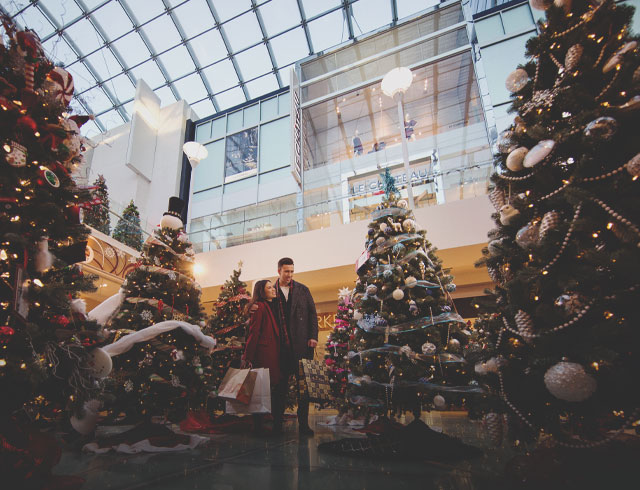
[299,358,332,404]
[217,367,257,404]
[226,368,271,414]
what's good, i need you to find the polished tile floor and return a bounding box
[54,411,515,490]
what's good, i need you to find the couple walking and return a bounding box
[241,257,318,436]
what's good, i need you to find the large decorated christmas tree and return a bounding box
[476,0,640,451]
[324,287,354,415]
[0,17,106,486]
[104,197,215,423]
[349,169,477,418]
[82,174,111,235]
[112,199,143,251]
[207,263,250,407]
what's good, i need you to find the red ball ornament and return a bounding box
[0,326,15,344]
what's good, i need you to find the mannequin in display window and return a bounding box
[353,130,363,156]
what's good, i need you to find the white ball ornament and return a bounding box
[433,395,446,409]
[523,140,555,168]
[376,237,386,246]
[422,342,436,355]
[70,399,101,435]
[402,219,416,232]
[379,222,389,234]
[529,0,552,10]
[353,310,363,320]
[544,361,597,402]
[87,347,112,378]
[392,288,404,300]
[404,276,418,288]
[506,147,528,172]
[397,200,408,209]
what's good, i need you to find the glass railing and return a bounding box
[189,160,494,253]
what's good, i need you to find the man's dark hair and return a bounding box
[278,257,294,269]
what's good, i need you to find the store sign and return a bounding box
[317,312,336,331]
[348,161,433,197]
[290,68,302,186]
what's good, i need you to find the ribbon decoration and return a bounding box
[371,207,412,220]
[348,344,465,364]
[373,233,423,255]
[356,311,465,335]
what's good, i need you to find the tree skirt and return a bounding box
[83,422,207,454]
[180,410,297,434]
[318,419,482,461]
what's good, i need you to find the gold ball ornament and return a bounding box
[506,147,528,172]
[505,68,529,93]
[529,0,553,10]
[515,221,541,249]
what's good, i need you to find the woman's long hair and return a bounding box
[244,279,270,316]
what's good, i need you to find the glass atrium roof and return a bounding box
[2,0,446,138]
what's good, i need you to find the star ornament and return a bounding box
[338,287,352,301]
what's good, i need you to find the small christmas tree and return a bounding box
[82,174,111,235]
[105,197,214,423]
[113,199,143,251]
[349,168,478,418]
[324,288,354,414]
[0,17,104,486]
[207,263,250,408]
[476,0,640,452]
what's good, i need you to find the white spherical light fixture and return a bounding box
[381,67,413,99]
[183,141,208,169]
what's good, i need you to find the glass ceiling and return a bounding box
[2,0,444,138]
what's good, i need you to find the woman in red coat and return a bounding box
[241,280,291,435]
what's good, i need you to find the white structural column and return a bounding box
[382,67,415,209]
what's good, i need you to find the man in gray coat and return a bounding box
[274,257,318,436]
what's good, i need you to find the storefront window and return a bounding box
[224,127,258,182]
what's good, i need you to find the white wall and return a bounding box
[194,195,495,288]
[85,80,196,234]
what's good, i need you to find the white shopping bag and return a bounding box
[226,368,271,414]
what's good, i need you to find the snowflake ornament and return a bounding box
[168,271,177,281]
[124,380,134,392]
[338,287,352,301]
[140,310,153,322]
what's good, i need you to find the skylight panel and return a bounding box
[97,108,125,130]
[307,8,346,53]
[91,1,134,41]
[82,86,114,114]
[64,18,104,56]
[215,86,246,110]
[258,0,301,37]
[172,74,209,104]
[215,0,252,22]
[130,60,167,90]
[351,0,391,35]
[189,29,228,66]
[158,45,195,79]
[173,0,215,39]
[142,15,183,54]
[66,62,97,94]
[396,0,439,20]
[269,27,309,67]
[202,59,240,93]
[222,12,262,52]
[112,32,151,67]
[43,36,78,66]
[107,73,136,104]
[245,73,279,99]
[39,0,83,28]
[235,44,273,81]
[190,99,215,119]
[123,0,167,25]
[15,5,55,38]
[85,47,123,80]
[301,0,340,19]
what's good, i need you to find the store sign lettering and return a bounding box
[317,313,336,331]
[349,167,431,196]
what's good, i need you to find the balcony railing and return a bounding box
[189,160,494,253]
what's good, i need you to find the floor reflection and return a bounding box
[54,412,515,489]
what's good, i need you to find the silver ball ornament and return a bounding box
[392,288,404,300]
[405,276,418,288]
[544,361,596,402]
[422,342,436,355]
[584,117,617,140]
[366,284,378,296]
[433,394,446,409]
[506,147,528,172]
[505,68,529,93]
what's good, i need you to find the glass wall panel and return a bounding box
[259,116,290,172]
[474,14,504,45]
[502,5,534,35]
[480,32,530,106]
[192,139,225,191]
[223,175,257,194]
[244,103,260,127]
[278,92,290,114]
[195,121,211,142]
[211,116,226,139]
[224,127,258,181]
[227,110,243,132]
[261,96,278,120]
